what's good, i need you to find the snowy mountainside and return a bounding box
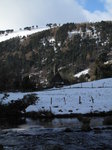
[0,27,48,43]
[1,78,112,115]
[0,21,112,91]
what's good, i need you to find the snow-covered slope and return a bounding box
[0,27,48,43]
[67,78,112,88]
[0,78,112,115]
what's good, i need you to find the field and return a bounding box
[1,78,112,115]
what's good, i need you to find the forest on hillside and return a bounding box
[0,21,112,91]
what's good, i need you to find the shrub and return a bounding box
[0,94,38,118]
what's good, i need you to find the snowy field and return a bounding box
[0,27,48,43]
[0,78,112,115]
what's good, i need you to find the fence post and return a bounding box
[91,96,94,103]
[79,96,82,104]
[49,106,52,112]
[64,97,66,105]
[51,97,52,105]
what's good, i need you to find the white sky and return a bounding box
[0,0,112,30]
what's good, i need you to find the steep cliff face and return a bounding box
[0,21,112,91]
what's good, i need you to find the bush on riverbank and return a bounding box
[0,94,38,118]
[26,109,54,119]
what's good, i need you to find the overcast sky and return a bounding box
[0,0,112,30]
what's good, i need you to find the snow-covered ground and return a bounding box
[0,78,112,115]
[0,27,48,43]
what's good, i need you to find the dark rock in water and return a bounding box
[81,124,91,132]
[64,128,73,132]
[0,144,3,150]
[45,144,63,150]
[94,128,102,134]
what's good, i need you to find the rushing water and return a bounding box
[0,117,112,150]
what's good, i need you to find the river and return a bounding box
[0,117,112,150]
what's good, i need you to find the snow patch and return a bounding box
[49,37,55,43]
[74,69,90,78]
